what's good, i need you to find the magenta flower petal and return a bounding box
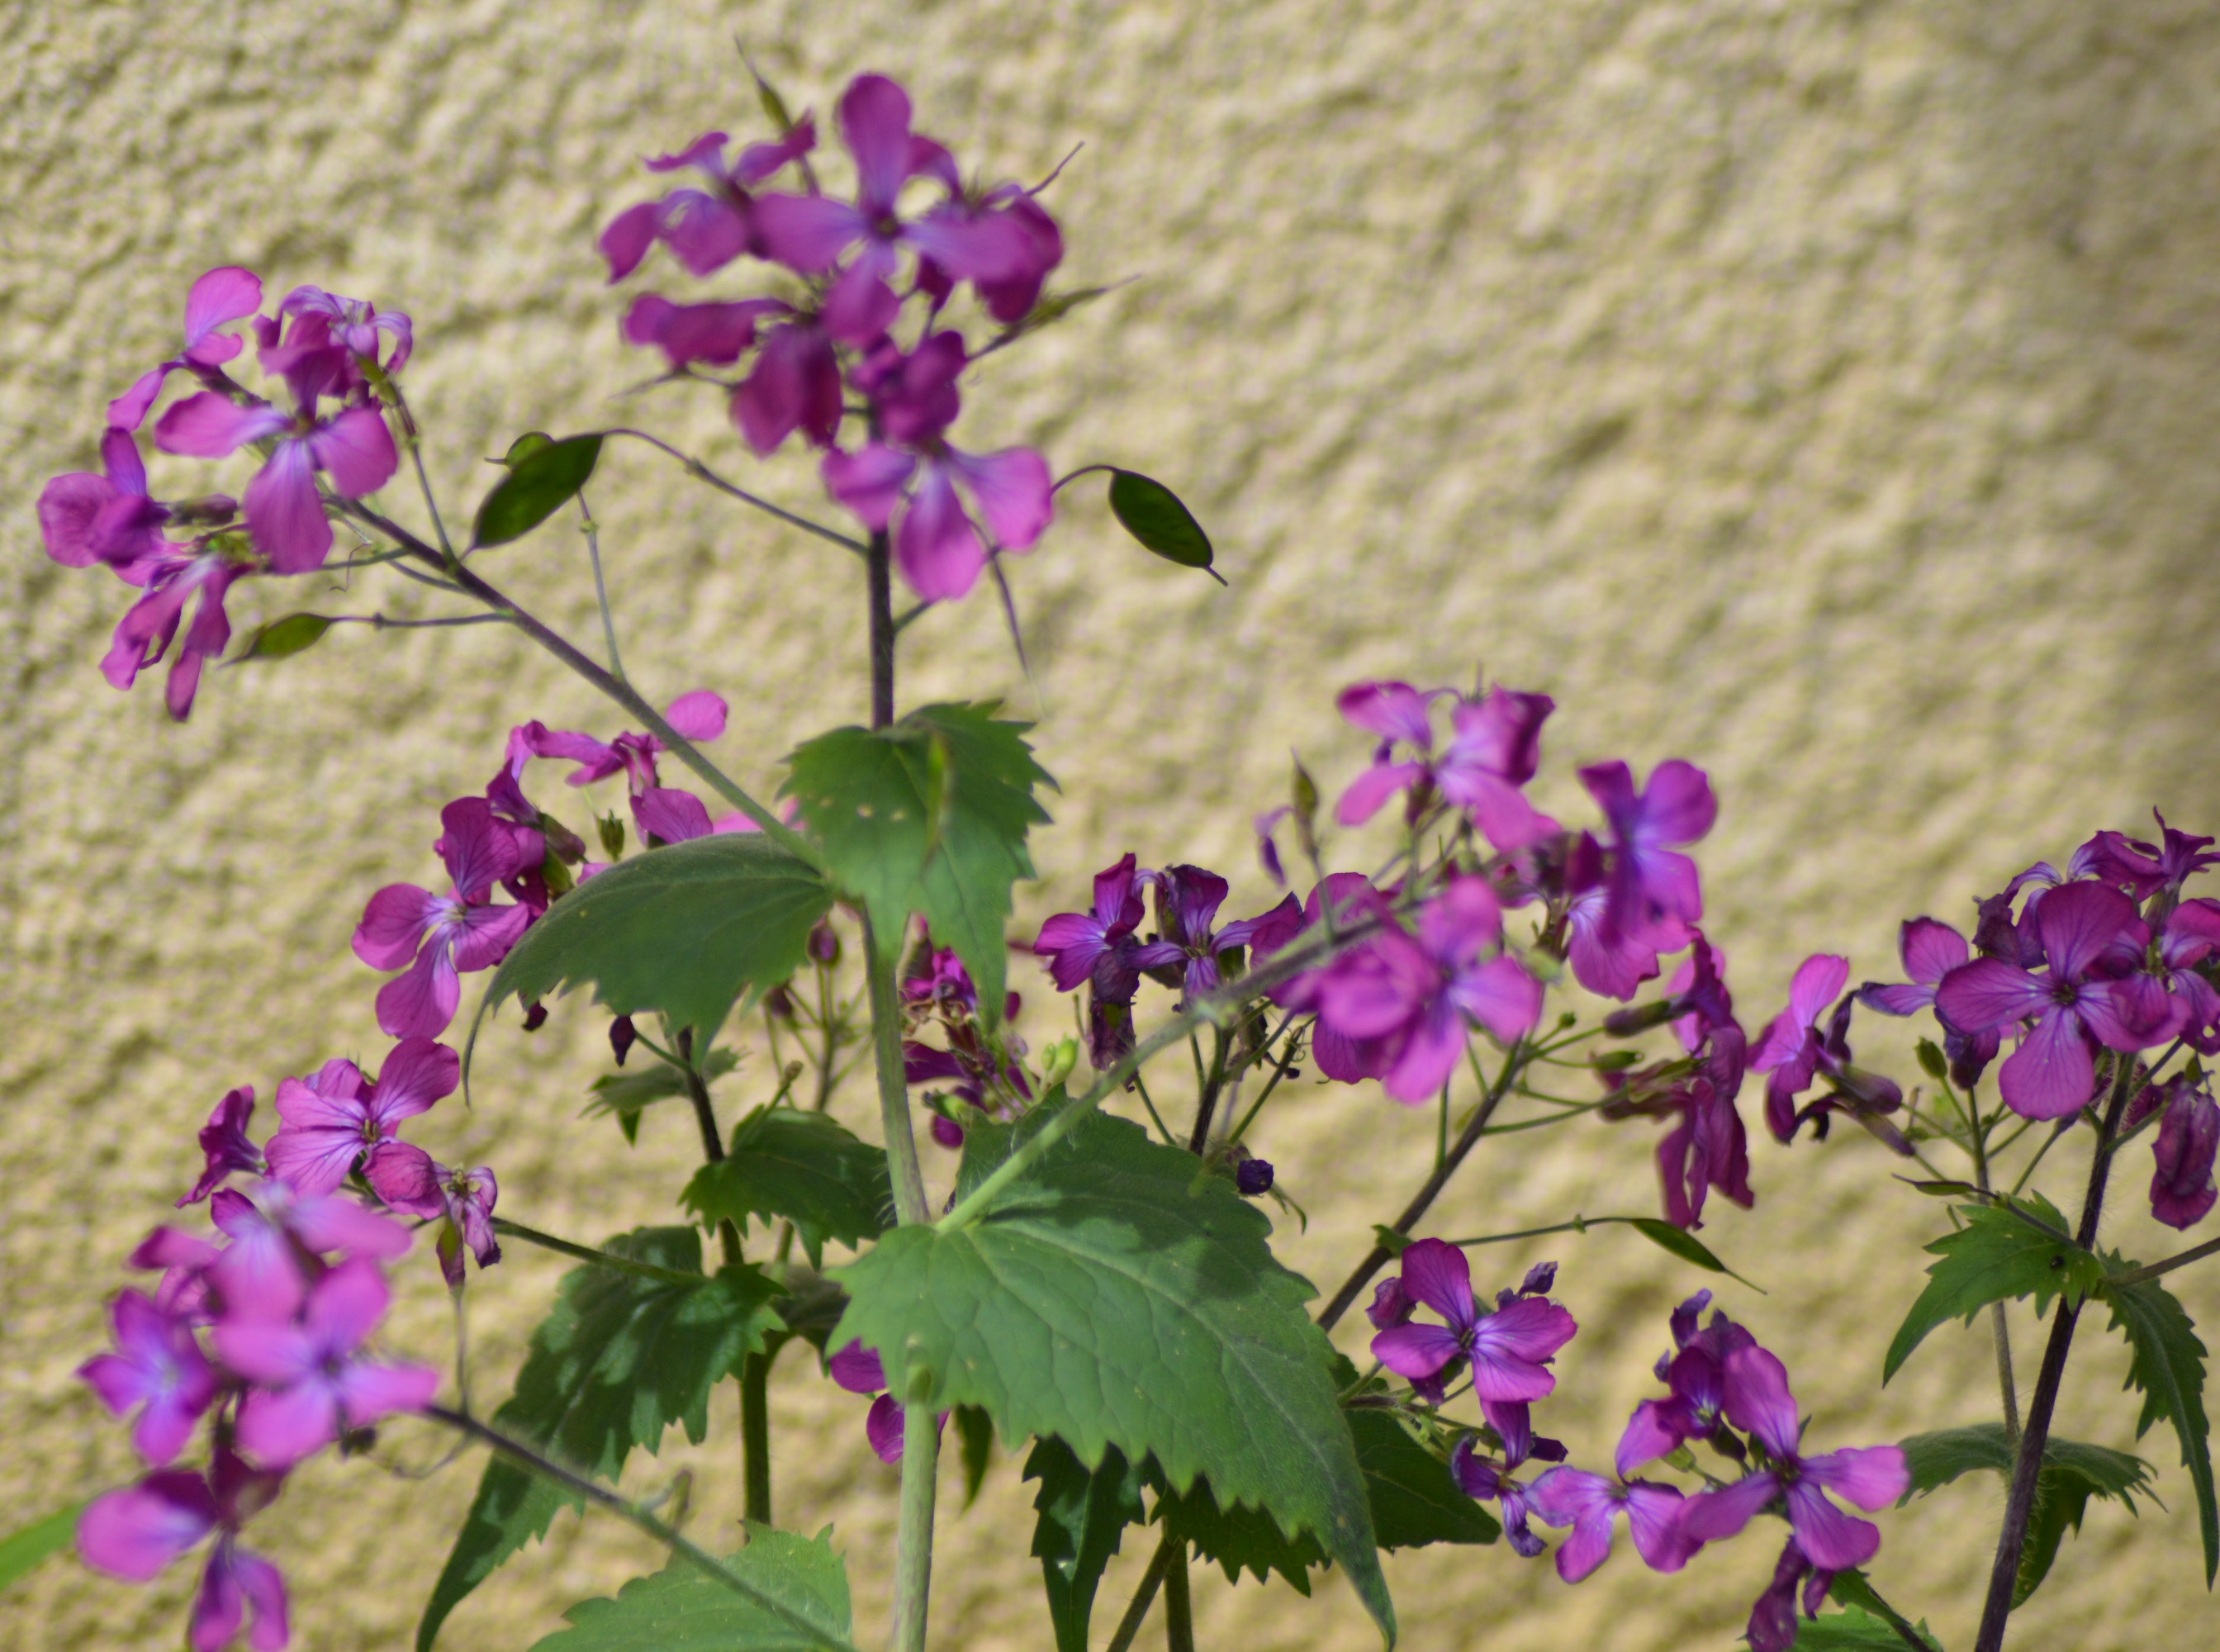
[1381,1000,1473,1103]
[78,1472,218,1581]
[1624,1482,1698,1572]
[182,268,264,363]
[1998,1006,2098,1121]
[1395,1237,1474,1324]
[823,442,916,532]
[306,406,397,497]
[734,321,843,453]
[354,885,440,970]
[214,1317,317,1388]
[234,1381,339,1468]
[1372,1321,1464,1383]
[821,244,904,344]
[894,461,988,601]
[2152,1089,2220,1230]
[1337,681,1437,748]
[1639,759,1717,843]
[244,440,333,574]
[1451,955,1545,1043]
[1934,957,2052,1032]
[154,393,290,458]
[287,1194,410,1259]
[1785,1480,1881,1570]
[1335,759,1426,827]
[109,365,177,433]
[1801,1445,1909,1511]
[2036,881,2143,980]
[193,1543,290,1652]
[376,942,461,1040]
[1901,918,1970,985]
[2080,974,2183,1052]
[372,1037,459,1122]
[663,689,728,742]
[866,1392,905,1464]
[1467,1297,1577,1402]
[829,1340,887,1394]
[635,786,714,844]
[838,74,917,215]
[948,446,1054,550]
[1721,1346,1802,1460]
[1615,1399,1685,1479]
[753,192,871,273]
[599,201,664,282]
[1530,1468,1617,1582]
[1677,1470,1779,1544]
[335,1359,440,1427]
[364,1140,444,1218]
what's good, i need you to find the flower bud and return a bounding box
[609,1014,637,1066]
[807,919,842,966]
[1603,1000,1679,1037]
[522,1000,548,1032]
[168,493,239,527]
[1236,1157,1275,1197]
[1040,1037,1079,1089]
[597,813,627,862]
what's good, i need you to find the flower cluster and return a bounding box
[39,269,409,719]
[603,74,1065,603]
[899,938,1034,1147]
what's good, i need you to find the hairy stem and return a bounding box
[421,1404,861,1652]
[1971,1060,2137,1652]
[342,503,809,856]
[867,528,895,729]
[1103,1532,1175,1652]
[1161,1539,1195,1652]
[741,1350,773,1526]
[1315,1038,1528,1331]
[889,1396,942,1652]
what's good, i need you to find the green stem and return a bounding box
[1103,1533,1174,1652]
[490,1218,704,1287]
[1966,1085,2021,1446]
[889,1396,942,1652]
[1161,1538,1194,1652]
[608,428,867,558]
[741,1351,773,1525]
[422,1405,859,1652]
[2106,1233,2220,1289]
[576,487,627,684]
[866,926,931,1228]
[1186,1028,1230,1153]
[867,528,896,729]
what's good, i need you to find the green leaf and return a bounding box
[783,703,1052,1018]
[1349,1409,1499,1550]
[1026,1438,1148,1652]
[2103,1263,2218,1585]
[0,1502,84,1594]
[472,833,832,1071]
[681,1108,894,1270]
[955,1405,996,1510]
[529,1525,852,1652]
[1897,1421,2154,1605]
[1106,471,1218,577]
[832,1112,1394,1643]
[585,1051,742,1126]
[1154,1469,1324,1593]
[418,1229,784,1651]
[1626,1218,1762,1290]
[1791,1605,1938,1650]
[1883,1198,2102,1383]
[474,433,605,548]
[233,612,336,662]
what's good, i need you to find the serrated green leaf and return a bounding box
[1107,471,1216,574]
[1884,1199,2103,1383]
[832,1113,1393,1643]
[783,703,1052,1018]
[681,1108,893,1270]
[2103,1262,2217,1585]
[955,1405,996,1511]
[1027,1438,1148,1652]
[1349,1409,1499,1550]
[472,834,832,1075]
[418,1229,784,1651]
[1791,1605,1938,1650]
[474,433,604,547]
[233,612,336,662]
[1154,1468,1325,1593]
[529,1524,851,1652]
[585,1051,742,1123]
[0,1502,84,1594]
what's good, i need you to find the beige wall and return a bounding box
[6,1,2220,1646]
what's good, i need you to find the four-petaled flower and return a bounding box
[1527,1467,1696,1582]
[364,1142,502,1285]
[1369,1238,1577,1404]
[77,1448,291,1652]
[1125,863,1298,1003]
[1857,917,2000,1090]
[353,799,536,1039]
[180,1085,265,1208]
[78,1289,220,1466]
[1578,759,1715,944]
[263,1041,459,1198]
[1033,852,1148,996]
[1335,681,1560,852]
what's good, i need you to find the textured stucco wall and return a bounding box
[6,1,2220,1648]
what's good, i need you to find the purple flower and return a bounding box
[1369,1239,1577,1403]
[354,800,535,1039]
[600,120,818,282]
[1034,853,1149,995]
[1935,881,2178,1120]
[2158,898,2220,1054]
[1752,957,1909,1148]
[78,1449,290,1652]
[78,1289,219,1465]
[1315,876,1544,1103]
[1528,1468,1696,1581]
[1745,1536,1837,1652]
[1235,1156,1275,1197]
[1334,682,1560,852]
[1857,917,2001,1089]
[364,1142,501,1285]
[524,688,730,795]
[214,1257,440,1467]
[1578,759,1715,944]
[1615,1290,1755,1474]
[1122,864,1300,1002]
[2080,813,2219,902]
[1450,1437,1547,1557]
[733,317,843,454]
[180,1086,265,1208]
[2149,1080,2218,1230]
[205,1182,412,1322]
[263,1040,458,1198]
[154,310,398,574]
[106,267,267,432]
[621,293,791,373]
[828,1340,908,1464]
[39,427,180,572]
[822,330,1053,603]
[276,286,412,377]
[753,76,1041,339]
[1677,1344,1909,1571]
[97,535,251,721]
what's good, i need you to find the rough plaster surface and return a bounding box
[5,1,2220,1647]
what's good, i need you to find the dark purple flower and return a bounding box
[263,1041,458,1198]
[1315,876,1543,1103]
[154,310,397,574]
[78,1448,290,1652]
[1615,1290,1755,1474]
[363,1141,501,1285]
[1034,853,1148,995]
[1235,1156,1275,1197]
[753,76,1040,339]
[2080,813,2218,902]
[610,1014,638,1066]
[353,800,535,1040]
[1128,864,1299,1000]
[1743,1536,1836,1652]
[1858,916,2002,1089]
[180,1086,264,1208]
[822,330,1053,603]
[1578,759,1715,944]
[1677,1345,1909,1571]
[2150,1080,2219,1230]
[1935,881,2178,1120]
[600,120,818,281]
[78,1289,219,1466]
[1369,1239,1577,1403]
[2158,898,2220,1054]
[107,267,267,432]
[214,1256,440,1467]
[1528,1468,1696,1581]
[1451,1436,1547,1557]
[828,1339,916,1464]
